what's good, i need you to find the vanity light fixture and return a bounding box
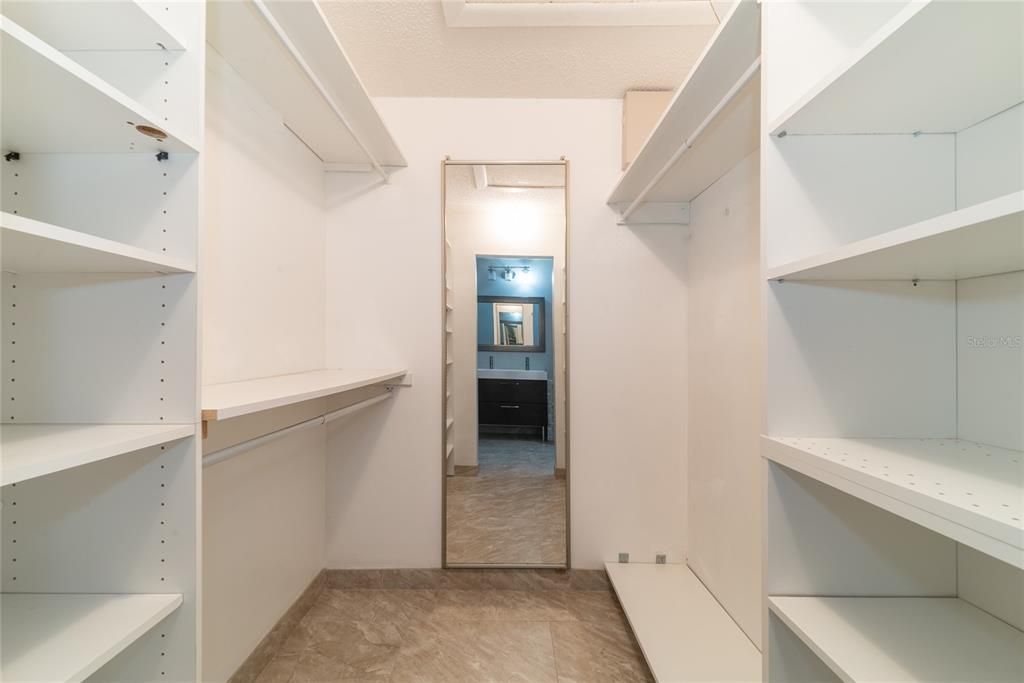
[488,265,531,282]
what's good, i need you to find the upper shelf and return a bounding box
[763,436,1024,569]
[0,16,198,154]
[2,212,195,274]
[766,191,1024,281]
[202,368,407,421]
[0,0,186,51]
[769,0,1024,136]
[206,0,406,169]
[607,0,760,218]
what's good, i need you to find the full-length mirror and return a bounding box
[442,161,568,567]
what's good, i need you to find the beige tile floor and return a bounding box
[446,438,566,566]
[253,571,653,683]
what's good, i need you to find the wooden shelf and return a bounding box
[206,0,405,167]
[607,0,760,219]
[1,0,186,51]
[0,17,198,154]
[202,368,406,421]
[605,563,760,683]
[769,1,1024,136]
[0,423,194,487]
[763,436,1024,569]
[766,192,1024,281]
[1,213,195,274]
[0,593,183,683]
[769,596,1024,683]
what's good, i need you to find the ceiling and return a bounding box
[446,164,566,211]
[319,1,720,98]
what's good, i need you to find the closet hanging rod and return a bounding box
[202,391,394,468]
[251,0,389,182]
[620,57,761,221]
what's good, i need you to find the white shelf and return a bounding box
[206,0,405,167]
[605,563,760,683]
[769,1,1024,136]
[607,0,760,217]
[763,436,1024,569]
[446,418,454,430]
[0,423,194,487]
[446,442,454,460]
[767,191,1024,281]
[1,213,195,274]
[0,17,198,154]
[1,0,186,51]
[769,596,1024,683]
[202,368,407,421]
[0,592,183,683]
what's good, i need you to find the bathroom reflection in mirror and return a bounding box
[442,160,568,568]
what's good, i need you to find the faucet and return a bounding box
[525,357,530,370]
[489,355,494,369]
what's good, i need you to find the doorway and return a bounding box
[442,160,570,568]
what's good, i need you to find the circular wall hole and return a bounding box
[135,124,167,140]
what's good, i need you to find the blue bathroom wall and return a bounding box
[475,256,554,374]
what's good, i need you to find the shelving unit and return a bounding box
[202,368,407,421]
[767,191,1024,281]
[206,0,405,173]
[769,597,1024,683]
[0,423,194,487]
[1,1,203,679]
[606,0,760,224]
[2,212,195,274]
[443,237,455,476]
[1,593,184,683]
[605,563,760,683]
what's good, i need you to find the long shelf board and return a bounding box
[0,17,198,154]
[769,597,1024,683]
[207,0,405,167]
[1,213,195,274]
[769,1,1024,135]
[202,368,407,421]
[766,191,1024,281]
[763,436,1024,569]
[1,592,183,683]
[1,423,194,487]
[605,563,760,683]
[607,0,760,211]
[0,0,186,51]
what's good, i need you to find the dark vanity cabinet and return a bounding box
[478,378,548,439]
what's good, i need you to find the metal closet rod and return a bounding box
[251,0,388,182]
[621,57,762,221]
[202,391,394,468]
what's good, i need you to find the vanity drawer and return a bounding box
[479,401,547,427]
[478,378,547,403]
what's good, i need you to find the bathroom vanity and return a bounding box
[477,369,549,440]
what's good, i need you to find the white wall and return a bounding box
[323,98,688,569]
[201,57,327,683]
[447,198,566,470]
[686,152,762,647]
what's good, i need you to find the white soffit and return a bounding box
[443,0,720,27]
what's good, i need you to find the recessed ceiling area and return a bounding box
[319,0,721,98]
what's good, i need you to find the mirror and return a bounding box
[478,296,546,351]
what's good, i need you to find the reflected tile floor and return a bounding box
[446,437,566,566]
[253,576,653,683]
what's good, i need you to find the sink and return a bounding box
[477,369,548,381]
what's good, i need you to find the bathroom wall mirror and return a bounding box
[442,159,569,568]
[478,296,546,352]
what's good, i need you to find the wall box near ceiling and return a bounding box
[0,1,203,680]
[621,90,672,171]
[761,1,1024,680]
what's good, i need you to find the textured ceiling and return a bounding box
[447,164,566,211]
[319,1,718,98]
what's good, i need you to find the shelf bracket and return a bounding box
[611,201,690,226]
[155,151,169,162]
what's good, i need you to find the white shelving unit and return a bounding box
[1,593,184,683]
[206,0,405,174]
[605,563,760,683]
[443,238,456,476]
[202,368,407,421]
[606,0,760,224]
[1,1,203,680]
[769,597,1024,683]
[762,1,1024,679]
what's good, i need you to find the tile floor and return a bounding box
[253,570,653,683]
[446,437,566,566]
